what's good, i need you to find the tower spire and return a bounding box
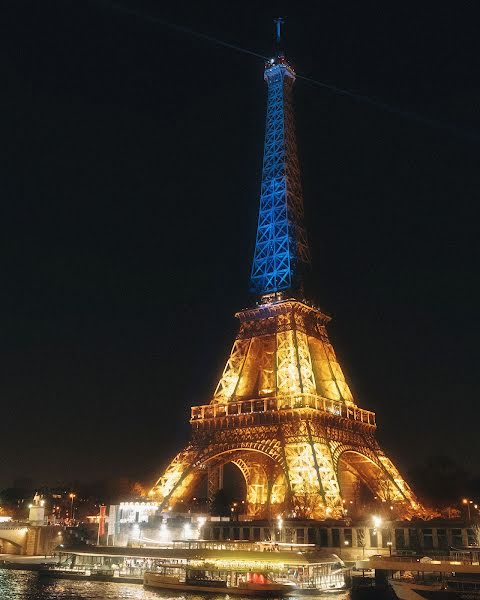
[250,18,310,300]
[274,17,284,54]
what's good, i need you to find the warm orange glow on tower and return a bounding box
[150,24,422,520]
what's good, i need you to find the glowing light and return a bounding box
[372,515,382,528]
[183,523,192,539]
[159,521,169,543]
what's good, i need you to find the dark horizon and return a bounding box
[2,1,479,491]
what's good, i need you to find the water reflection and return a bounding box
[0,569,351,600]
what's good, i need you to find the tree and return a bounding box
[409,456,471,508]
[210,489,232,517]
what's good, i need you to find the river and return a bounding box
[0,569,353,600]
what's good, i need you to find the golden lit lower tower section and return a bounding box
[152,295,421,518]
[150,21,422,519]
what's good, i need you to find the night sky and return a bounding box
[2,1,479,490]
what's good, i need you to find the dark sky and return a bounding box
[2,1,479,490]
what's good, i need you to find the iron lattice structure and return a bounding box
[250,57,309,295]
[151,46,422,520]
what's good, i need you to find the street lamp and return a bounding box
[277,516,283,543]
[387,541,393,557]
[372,515,382,550]
[69,493,76,522]
[197,515,206,539]
[372,515,382,529]
[463,499,472,521]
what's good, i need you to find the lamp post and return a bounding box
[463,499,472,521]
[69,493,76,523]
[387,541,393,557]
[372,515,382,550]
[277,516,283,543]
[197,516,206,539]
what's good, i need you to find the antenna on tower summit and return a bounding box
[274,17,285,54]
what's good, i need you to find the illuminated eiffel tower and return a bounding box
[151,21,420,519]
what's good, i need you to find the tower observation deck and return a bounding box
[151,21,422,520]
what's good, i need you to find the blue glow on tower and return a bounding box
[250,23,310,298]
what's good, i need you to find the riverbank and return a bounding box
[0,554,57,570]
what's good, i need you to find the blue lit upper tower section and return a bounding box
[250,19,310,299]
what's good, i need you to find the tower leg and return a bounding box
[207,465,224,502]
[150,445,200,509]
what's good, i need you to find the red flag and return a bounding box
[99,505,106,536]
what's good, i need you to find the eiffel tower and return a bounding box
[151,21,421,519]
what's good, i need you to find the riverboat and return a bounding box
[390,576,480,600]
[46,541,350,591]
[144,570,297,596]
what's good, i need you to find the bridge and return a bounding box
[0,523,63,555]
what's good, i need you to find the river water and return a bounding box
[0,569,353,600]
